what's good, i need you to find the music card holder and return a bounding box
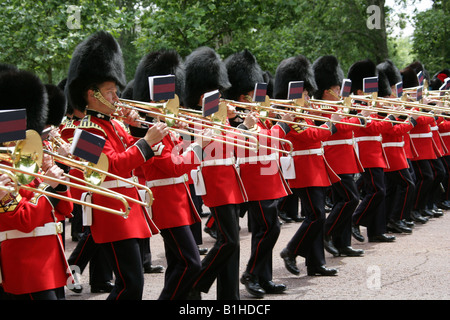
[0,109,27,144]
[148,74,176,102]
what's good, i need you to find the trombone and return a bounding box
[115,98,260,152]
[178,104,294,155]
[0,164,131,218]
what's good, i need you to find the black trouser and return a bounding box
[8,287,65,300]
[192,203,240,300]
[324,174,359,248]
[441,156,450,201]
[385,168,415,222]
[352,167,387,237]
[427,157,446,208]
[278,193,300,218]
[67,227,113,285]
[245,199,281,282]
[159,225,201,300]
[101,238,144,300]
[411,159,434,210]
[286,187,326,268]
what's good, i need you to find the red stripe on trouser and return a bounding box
[355,170,378,225]
[293,189,318,253]
[327,180,350,235]
[414,165,425,209]
[110,242,126,300]
[193,207,226,288]
[249,201,269,273]
[398,171,410,220]
[167,228,189,300]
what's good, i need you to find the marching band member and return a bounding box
[348,59,397,243]
[131,48,204,300]
[275,55,339,276]
[0,68,74,300]
[223,49,291,297]
[183,46,246,300]
[376,62,416,234]
[312,55,367,257]
[62,31,168,300]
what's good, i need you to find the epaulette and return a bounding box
[62,115,107,138]
[0,193,22,213]
[292,123,306,133]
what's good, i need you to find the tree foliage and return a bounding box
[0,0,447,86]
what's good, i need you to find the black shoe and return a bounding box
[351,224,365,242]
[323,235,339,256]
[368,234,396,242]
[204,226,217,239]
[436,201,450,210]
[291,215,305,222]
[307,265,338,276]
[279,212,293,223]
[403,219,415,228]
[198,247,208,255]
[411,210,428,224]
[91,281,114,293]
[337,246,364,257]
[387,220,412,234]
[144,264,165,274]
[240,272,265,298]
[69,282,83,294]
[421,209,435,218]
[280,248,300,275]
[259,279,287,294]
[432,209,444,217]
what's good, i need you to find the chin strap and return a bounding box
[93,90,117,112]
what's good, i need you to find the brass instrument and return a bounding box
[115,98,260,152]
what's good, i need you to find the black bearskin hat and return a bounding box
[347,59,377,94]
[312,55,344,99]
[377,60,402,87]
[273,55,317,99]
[400,67,419,89]
[121,80,134,99]
[429,69,450,90]
[222,49,264,101]
[66,31,126,113]
[407,61,429,82]
[0,69,48,134]
[262,71,274,98]
[133,49,185,103]
[183,47,231,109]
[377,69,392,97]
[45,83,67,127]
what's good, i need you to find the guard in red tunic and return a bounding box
[223,49,290,298]
[63,31,168,300]
[313,55,366,257]
[349,59,397,243]
[275,55,339,277]
[183,47,246,300]
[377,61,416,234]
[131,49,203,300]
[0,68,74,300]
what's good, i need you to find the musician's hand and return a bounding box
[195,129,213,148]
[281,112,295,122]
[0,174,13,199]
[56,142,71,158]
[361,108,372,117]
[144,122,169,146]
[44,164,66,189]
[243,112,258,128]
[41,153,54,173]
[121,108,141,127]
[227,105,237,118]
[331,112,344,122]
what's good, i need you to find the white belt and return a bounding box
[410,132,433,138]
[100,177,137,189]
[146,174,188,188]
[322,139,354,146]
[440,132,450,137]
[291,148,323,156]
[0,222,63,242]
[430,126,438,131]
[237,153,279,165]
[201,157,235,168]
[382,142,405,148]
[355,135,382,143]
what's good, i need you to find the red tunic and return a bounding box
[438,119,450,156]
[61,115,159,243]
[409,115,436,161]
[0,178,73,295]
[285,119,339,188]
[237,120,291,201]
[382,119,414,172]
[140,133,201,230]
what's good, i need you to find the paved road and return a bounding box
[64,208,450,301]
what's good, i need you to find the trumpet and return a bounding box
[0,164,131,218]
[115,98,260,152]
